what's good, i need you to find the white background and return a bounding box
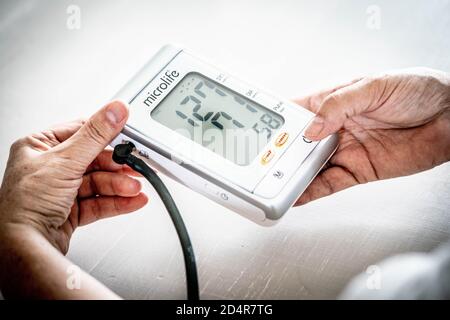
[0,0,449,299]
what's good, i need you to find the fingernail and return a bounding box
[106,102,127,124]
[305,116,324,138]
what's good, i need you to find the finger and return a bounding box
[294,78,363,113]
[86,149,123,172]
[78,193,148,226]
[78,171,142,198]
[55,100,129,170]
[49,119,86,142]
[118,166,145,177]
[28,119,86,150]
[304,78,376,141]
[86,149,142,177]
[294,166,359,206]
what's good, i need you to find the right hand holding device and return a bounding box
[294,68,450,205]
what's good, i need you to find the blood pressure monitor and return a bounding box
[111,45,338,225]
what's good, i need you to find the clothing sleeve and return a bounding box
[339,241,450,299]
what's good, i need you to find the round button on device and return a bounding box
[275,132,289,147]
[261,149,275,165]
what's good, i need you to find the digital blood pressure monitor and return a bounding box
[110,45,338,225]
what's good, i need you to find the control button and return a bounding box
[302,136,312,143]
[254,134,319,198]
[261,150,275,165]
[204,183,229,201]
[275,132,289,147]
[273,170,284,179]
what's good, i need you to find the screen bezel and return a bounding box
[126,50,313,192]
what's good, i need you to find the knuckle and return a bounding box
[421,74,442,89]
[10,137,28,153]
[321,94,341,112]
[23,135,38,145]
[84,120,110,145]
[369,75,387,89]
[310,95,322,108]
[87,173,99,195]
[40,129,59,144]
[111,175,125,195]
[367,76,381,88]
[365,74,389,97]
[112,196,121,213]
[9,140,21,154]
[93,199,103,220]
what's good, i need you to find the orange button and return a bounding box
[275,132,289,147]
[261,149,275,165]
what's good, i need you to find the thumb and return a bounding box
[58,100,129,168]
[304,79,375,140]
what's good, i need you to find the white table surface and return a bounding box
[0,0,449,299]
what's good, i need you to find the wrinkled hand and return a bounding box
[0,101,148,254]
[295,68,450,205]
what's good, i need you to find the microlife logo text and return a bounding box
[143,70,180,106]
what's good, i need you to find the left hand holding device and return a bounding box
[0,101,148,299]
[0,100,148,254]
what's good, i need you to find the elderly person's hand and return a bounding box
[0,101,147,299]
[295,68,450,205]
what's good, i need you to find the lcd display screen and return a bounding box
[151,72,284,165]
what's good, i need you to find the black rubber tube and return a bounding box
[113,144,199,300]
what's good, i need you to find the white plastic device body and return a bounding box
[110,45,338,226]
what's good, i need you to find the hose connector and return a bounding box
[112,142,135,164]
